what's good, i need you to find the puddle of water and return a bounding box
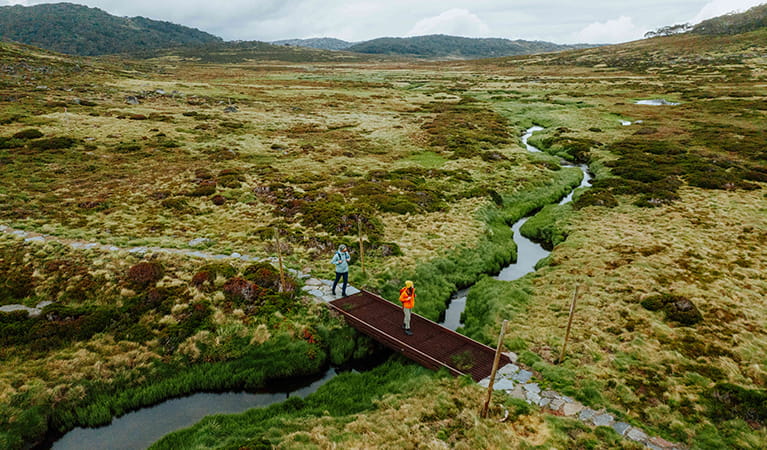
[635,99,679,106]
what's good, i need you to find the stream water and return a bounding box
[47,126,589,449]
[440,127,592,331]
[49,369,339,450]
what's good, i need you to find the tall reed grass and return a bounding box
[376,167,583,322]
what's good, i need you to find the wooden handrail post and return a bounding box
[357,217,366,276]
[481,319,508,418]
[558,285,580,364]
[275,228,286,292]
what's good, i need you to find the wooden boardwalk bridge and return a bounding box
[329,290,510,382]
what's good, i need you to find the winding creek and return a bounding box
[441,126,592,330]
[50,369,340,449]
[40,126,590,448]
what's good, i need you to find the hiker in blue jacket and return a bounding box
[331,244,351,296]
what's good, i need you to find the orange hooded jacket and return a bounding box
[399,286,415,309]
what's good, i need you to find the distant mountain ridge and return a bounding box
[0,2,221,56]
[345,34,592,59]
[272,37,355,51]
[274,34,593,59]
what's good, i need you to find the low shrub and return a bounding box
[0,136,24,149]
[705,383,767,426]
[12,129,43,140]
[0,246,35,301]
[114,142,142,153]
[27,137,78,150]
[160,197,192,212]
[191,271,215,291]
[126,261,165,290]
[242,262,281,292]
[640,293,703,326]
[189,182,216,197]
[572,188,618,209]
[222,277,267,305]
[198,262,237,279]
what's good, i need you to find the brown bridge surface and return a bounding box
[329,290,510,382]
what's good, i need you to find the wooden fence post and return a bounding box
[275,228,286,292]
[558,285,580,364]
[481,319,508,418]
[357,217,366,276]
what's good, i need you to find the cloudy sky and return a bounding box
[2,0,765,44]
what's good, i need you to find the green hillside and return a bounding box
[692,3,767,35]
[131,40,379,64]
[272,37,355,51]
[0,2,221,56]
[347,34,591,59]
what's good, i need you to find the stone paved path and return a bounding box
[478,359,684,449]
[1,224,683,449]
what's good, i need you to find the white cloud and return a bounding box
[407,8,490,37]
[573,15,644,44]
[689,0,766,24]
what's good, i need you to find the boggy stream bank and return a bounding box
[49,370,339,450]
[441,126,592,330]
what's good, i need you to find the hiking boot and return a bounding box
[332,290,336,296]
[342,292,347,297]
[405,328,413,336]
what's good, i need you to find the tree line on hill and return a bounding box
[645,3,767,38]
[0,2,221,56]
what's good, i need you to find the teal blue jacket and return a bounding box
[331,250,350,273]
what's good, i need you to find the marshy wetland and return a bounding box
[1,26,766,449]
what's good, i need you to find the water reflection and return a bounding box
[52,369,338,450]
[440,127,591,331]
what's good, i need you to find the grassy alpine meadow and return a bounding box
[1,25,766,449]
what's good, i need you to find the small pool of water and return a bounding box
[635,99,679,106]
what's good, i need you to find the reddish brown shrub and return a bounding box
[211,195,226,206]
[127,261,165,289]
[242,262,281,291]
[191,270,215,291]
[222,276,267,304]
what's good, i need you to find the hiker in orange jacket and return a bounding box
[399,280,415,336]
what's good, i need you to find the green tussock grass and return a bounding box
[374,166,583,321]
[149,359,432,449]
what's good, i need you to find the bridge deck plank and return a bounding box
[329,290,510,381]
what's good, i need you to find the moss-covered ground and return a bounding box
[1,27,766,448]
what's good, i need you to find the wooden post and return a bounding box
[481,319,508,418]
[558,285,580,364]
[274,228,286,292]
[357,217,366,276]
